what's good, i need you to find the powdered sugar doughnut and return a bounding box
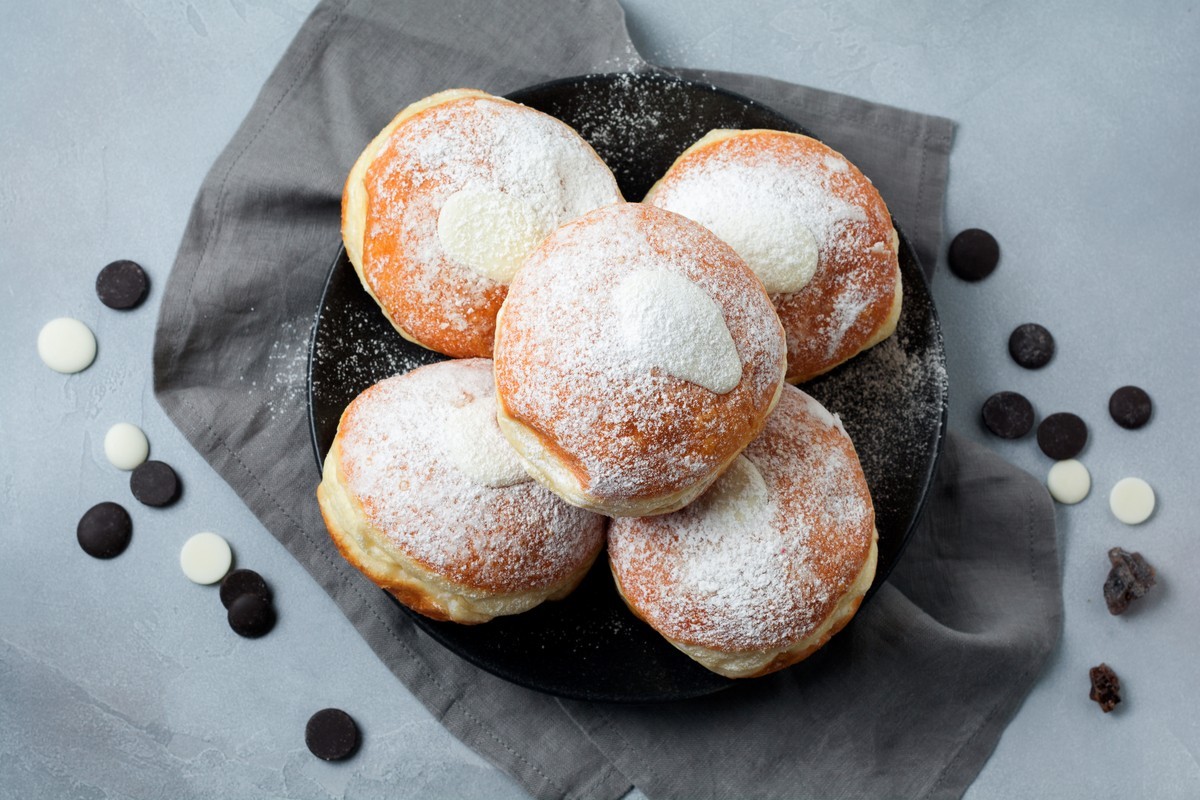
[645,129,902,383]
[608,385,878,678]
[342,89,622,358]
[316,359,606,623]
[493,203,787,518]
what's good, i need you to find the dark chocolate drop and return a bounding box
[981,391,1035,439]
[305,708,360,761]
[1109,386,1152,429]
[96,260,149,310]
[77,502,132,559]
[1037,413,1088,459]
[947,228,1000,281]
[220,568,272,610]
[228,592,275,638]
[129,460,180,507]
[1008,323,1055,369]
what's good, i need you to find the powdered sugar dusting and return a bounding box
[442,391,531,488]
[436,188,545,283]
[612,268,742,394]
[609,385,874,651]
[494,204,786,503]
[652,142,865,295]
[338,359,604,591]
[647,130,899,380]
[824,287,873,359]
[362,95,622,342]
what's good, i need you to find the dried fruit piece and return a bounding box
[1103,547,1156,615]
[1089,663,1121,712]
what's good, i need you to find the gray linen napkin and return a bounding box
[153,1,1062,798]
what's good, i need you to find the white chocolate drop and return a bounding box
[612,268,742,394]
[37,317,97,374]
[437,188,548,283]
[1109,477,1155,524]
[1047,459,1090,505]
[104,423,149,470]
[180,532,233,585]
[442,392,530,488]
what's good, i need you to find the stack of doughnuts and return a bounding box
[318,88,897,678]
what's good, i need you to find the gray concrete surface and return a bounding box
[2,1,1198,797]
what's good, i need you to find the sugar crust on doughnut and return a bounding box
[645,129,902,384]
[493,203,787,518]
[608,385,878,678]
[342,89,622,358]
[316,359,606,624]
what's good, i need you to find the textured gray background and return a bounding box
[2,1,1197,798]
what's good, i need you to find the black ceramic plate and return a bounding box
[307,72,948,702]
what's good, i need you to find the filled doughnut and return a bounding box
[608,384,878,678]
[342,89,622,358]
[316,359,607,623]
[493,203,787,518]
[644,129,902,383]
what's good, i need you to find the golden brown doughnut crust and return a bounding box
[342,89,621,358]
[645,129,902,383]
[316,359,607,623]
[607,384,877,677]
[493,203,787,517]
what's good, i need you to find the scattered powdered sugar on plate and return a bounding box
[803,311,948,538]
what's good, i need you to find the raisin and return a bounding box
[1103,547,1156,615]
[1089,663,1121,712]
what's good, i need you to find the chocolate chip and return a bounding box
[981,391,1035,439]
[228,592,276,638]
[95,260,149,310]
[1037,412,1088,459]
[77,502,132,559]
[220,568,271,610]
[1008,323,1055,369]
[947,228,1000,281]
[305,708,360,761]
[1089,663,1121,713]
[1109,386,1152,429]
[1103,547,1156,615]
[130,460,180,507]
